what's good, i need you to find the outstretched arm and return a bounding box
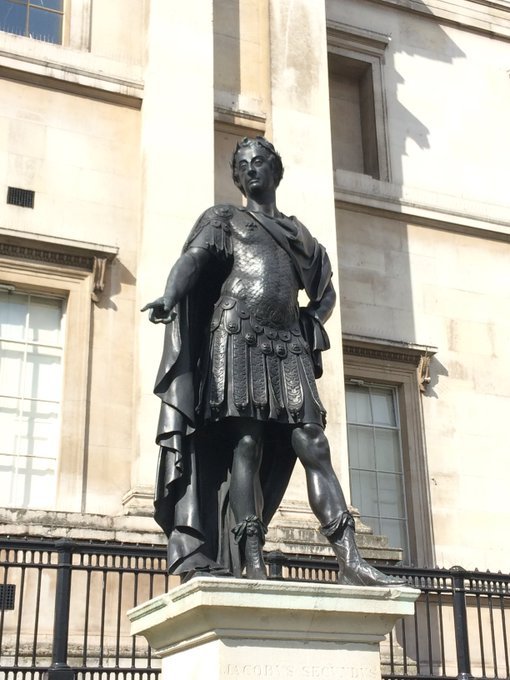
[141,247,212,324]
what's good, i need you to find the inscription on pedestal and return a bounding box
[221,663,378,678]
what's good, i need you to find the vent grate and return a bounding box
[7,186,35,208]
[0,584,15,610]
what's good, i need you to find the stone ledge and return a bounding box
[0,506,402,562]
[334,170,510,241]
[129,577,419,649]
[0,508,165,545]
[0,32,143,106]
[128,577,420,680]
[365,0,510,40]
[269,504,403,563]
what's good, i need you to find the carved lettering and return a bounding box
[302,667,377,679]
[222,663,377,679]
[223,663,295,677]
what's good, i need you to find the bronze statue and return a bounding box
[142,137,403,586]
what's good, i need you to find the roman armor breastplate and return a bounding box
[220,214,300,328]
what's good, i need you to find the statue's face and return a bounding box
[235,146,276,198]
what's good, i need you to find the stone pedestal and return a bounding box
[128,577,419,680]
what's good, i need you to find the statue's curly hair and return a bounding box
[231,136,284,195]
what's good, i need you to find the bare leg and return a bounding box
[291,423,348,525]
[229,420,264,522]
[229,420,267,579]
[291,424,406,587]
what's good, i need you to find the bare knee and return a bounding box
[234,434,262,467]
[291,424,330,467]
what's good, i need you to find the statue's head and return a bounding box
[231,136,284,196]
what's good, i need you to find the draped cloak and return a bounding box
[153,205,333,575]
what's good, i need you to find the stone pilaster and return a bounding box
[126,0,216,514]
[268,0,350,506]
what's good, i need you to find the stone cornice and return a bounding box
[364,0,510,41]
[0,242,93,270]
[0,227,118,260]
[334,172,510,242]
[0,228,118,301]
[0,33,143,107]
[344,342,423,365]
[343,334,437,392]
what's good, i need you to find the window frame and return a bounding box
[0,0,93,49]
[343,335,435,566]
[0,258,91,511]
[0,0,65,44]
[1,288,66,508]
[346,379,411,559]
[327,21,391,182]
[0,232,117,512]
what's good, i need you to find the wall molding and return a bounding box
[343,333,437,392]
[0,33,143,107]
[365,0,510,41]
[334,172,510,242]
[0,228,117,302]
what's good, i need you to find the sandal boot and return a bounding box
[233,515,267,580]
[321,512,407,587]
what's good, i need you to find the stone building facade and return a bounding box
[0,0,509,574]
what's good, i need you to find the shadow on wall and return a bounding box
[389,5,466,176]
[427,356,449,399]
[333,2,467,349]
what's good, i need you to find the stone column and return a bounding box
[267,1,350,522]
[128,578,420,680]
[124,0,215,514]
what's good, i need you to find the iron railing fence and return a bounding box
[267,555,510,680]
[1,537,509,680]
[0,537,169,680]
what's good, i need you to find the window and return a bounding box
[343,336,436,565]
[329,55,378,177]
[0,0,64,44]
[0,290,64,508]
[328,22,390,181]
[346,382,409,557]
[0,231,117,511]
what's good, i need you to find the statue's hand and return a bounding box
[140,297,177,324]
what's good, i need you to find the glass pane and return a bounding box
[350,469,379,517]
[17,400,59,458]
[362,514,382,538]
[27,296,62,345]
[347,424,375,470]
[0,396,19,455]
[377,472,406,519]
[381,517,408,554]
[349,467,362,509]
[0,340,24,397]
[346,385,371,424]
[23,346,62,401]
[1,452,56,508]
[0,1,27,36]
[0,290,62,509]
[375,428,402,472]
[31,0,63,9]
[0,292,27,341]
[371,387,396,426]
[0,453,16,501]
[28,5,62,42]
